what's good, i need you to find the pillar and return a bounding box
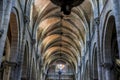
[0,0,13,65]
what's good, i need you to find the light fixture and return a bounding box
[51,0,84,15]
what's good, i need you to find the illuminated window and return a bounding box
[56,64,65,72]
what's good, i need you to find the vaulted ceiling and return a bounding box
[32,0,93,72]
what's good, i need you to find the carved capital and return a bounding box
[0,60,18,71]
[24,15,30,24]
[94,17,100,25]
[101,62,113,69]
[0,29,4,37]
[3,60,18,68]
[31,38,36,45]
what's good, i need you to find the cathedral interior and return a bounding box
[0,0,120,80]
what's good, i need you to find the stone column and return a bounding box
[16,16,29,80]
[0,0,4,29]
[78,66,81,80]
[94,16,103,80]
[0,0,13,65]
[96,0,103,80]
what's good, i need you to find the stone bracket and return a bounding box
[24,15,30,24]
[0,29,4,38]
[94,17,100,25]
[3,60,17,68]
[101,62,113,69]
[0,60,18,72]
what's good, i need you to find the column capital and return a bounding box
[0,29,4,38]
[101,62,113,69]
[94,17,100,26]
[24,15,30,24]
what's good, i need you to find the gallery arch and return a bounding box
[0,11,19,80]
[92,47,98,80]
[46,60,75,80]
[103,15,120,80]
[21,43,29,80]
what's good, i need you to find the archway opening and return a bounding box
[104,16,120,80]
[21,44,29,80]
[0,12,19,80]
[85,62,89,80]
[93,48,98,80]
[31,61,36,80]
[46,60,74,80]
[111,19,120,80]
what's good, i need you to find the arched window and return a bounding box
[56,64,66,73]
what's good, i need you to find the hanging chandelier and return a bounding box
[50,0,84,15]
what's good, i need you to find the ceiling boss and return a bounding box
[50,0,84,15]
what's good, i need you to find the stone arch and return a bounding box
[102,0,107,6]
[9,11,19,62]
[84,61,89,80]
[21,42,29,80]
[30,60,37,80]
[0,9,19,80]
[90,0,98,17]
[46,59,75,80]
[92,46,98,80]
[102,15,120,80]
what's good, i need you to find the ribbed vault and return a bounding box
[33,0,93,74]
